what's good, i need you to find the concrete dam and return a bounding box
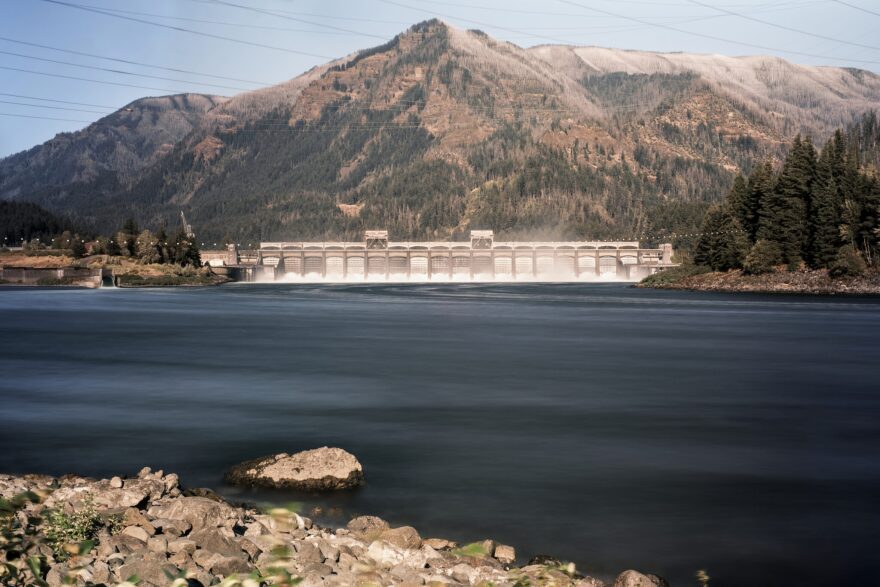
[203,231,677,282]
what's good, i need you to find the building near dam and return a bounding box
[202,230,676,281]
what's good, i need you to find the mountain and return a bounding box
[2,21,878,243]
[0,94,225,227]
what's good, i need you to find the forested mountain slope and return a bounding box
[2,21,878,243]
[0,94,225,213]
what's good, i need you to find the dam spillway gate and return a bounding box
[208,231,676,282]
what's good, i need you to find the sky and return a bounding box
[1,0,879,157]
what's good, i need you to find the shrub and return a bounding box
[829,244,867,278]
[43,503,102,560]
[743,240,783,275]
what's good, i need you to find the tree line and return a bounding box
[694,126,880,277]
[1,207,201,267]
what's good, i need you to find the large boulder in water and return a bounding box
[225,447,364,491]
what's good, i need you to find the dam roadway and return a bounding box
[203,231,677,281]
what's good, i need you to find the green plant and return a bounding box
[829,244,867,278]
[450,542,489,558]
[42,498,103,560]
[0,491,48,587]
[743,239,783,275]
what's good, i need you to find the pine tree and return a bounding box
[745,161,774,243]
[120,218,140,256]
[70,234,86,259]
[726,175,755,241]
[758,136,816,264]
[808,142,843,268]
[694,205,748,271]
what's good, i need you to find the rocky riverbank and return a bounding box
[639,266,880,295]
[0,469,667,587]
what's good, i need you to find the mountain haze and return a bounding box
[1,21,878,243]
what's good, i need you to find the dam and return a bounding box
[203,230,677,282]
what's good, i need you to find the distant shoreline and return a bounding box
[638,267,880,296]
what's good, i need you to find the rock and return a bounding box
[120,525,150,543]
[380,526,422,550]
[123,507,157,535]
[294,541,324,564]
[493,544,516,565]
[210,555,252,577]
[152,517,191,537]
[91,561,110,584]
[451,563,478,584]
[346,515,389,542]
[147,536,168,554]
[168,538,197,555]
[163,473,180,493]
[367,540,406,568]
[188,527,246,558]
[148,496,240,533]
[110,476,123,489]
[137,467,152,478]
[423,538,457,550]
[225,447,363,491]
[613,570,670,587]
[529,554,562,566]
[117,552,177,586]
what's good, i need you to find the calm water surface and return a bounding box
[1,283,879,586]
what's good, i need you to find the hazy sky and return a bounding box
[1,0,879,157]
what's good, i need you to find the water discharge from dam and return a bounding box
[202,230,677,283]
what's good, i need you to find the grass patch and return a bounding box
[116,273,221,287]
[639,264,710,287]
[35,277,77,286]
[451,542,489,558]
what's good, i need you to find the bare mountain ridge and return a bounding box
[2,21,878,241]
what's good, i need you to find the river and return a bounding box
[1,283,878,586]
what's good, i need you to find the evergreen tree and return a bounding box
[757,136,816,263]
[745,161,774,243]
[808,141,844,268]
[743,239,783,275]
[694,205,748,271]
[120,218,140,256]
[70,235,86,259]
[169,228,201,267]
[155,227,169,263]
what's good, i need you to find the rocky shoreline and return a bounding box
[639,267,880,295]
[0,469,667,587]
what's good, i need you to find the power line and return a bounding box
[0,49,253,92]
[830,0,880,18]
[555,0,880,66]
[0,93,116,109]
[0,36,269,86]
[0,112,93,123]
[67,4,356,36]
[36,0,336,60]
[202,0,390,40]
[687,0,880,52]
[0,99,110,115]
[0,65,190,94]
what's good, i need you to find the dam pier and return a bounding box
[202,230,677,282]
